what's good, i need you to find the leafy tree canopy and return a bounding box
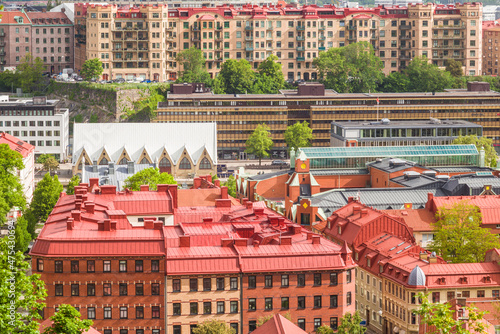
[429,200,500,263]
[445,58,464,77]
[223,175,237,198]
[0,237,47,333]
[123,167,177,191]
[16,53,46,94]
[245,124,274,166]
[192,320,235,334]
[316,325,335,334]
[42,156,59,172]
[213,59,255,94]
[337,311,366,334]
[452,135,498,167]
[0,144,26,225]
[175,47,212,87]
[314,42,384,93]
[28,173,63,236]
[36,154,55,164]
[66,175,81,195]
[284,121,313,152]
[13,215,31,253]
[404,56,453,92]
[43,304,93,334]
[253,55,285,94]
[80,58,103,81]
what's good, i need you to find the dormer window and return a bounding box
[379,265,383,273]
[438,277,446,285]
[367,258,371,267]
[484,276,492,283]
[460,277,468,284]
[338,226,341,235]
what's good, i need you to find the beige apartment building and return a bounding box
[80,3,482,81]
[482,19,500,75]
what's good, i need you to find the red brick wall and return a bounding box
[316,174,370,191]
[33,256,165,334]
[255,173,290,200]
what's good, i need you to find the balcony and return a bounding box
[432,35,465,40]
[167,26,175,31]
[399,45,411,50]
[0,32,5,37]
[399,35,411,40]
[399,54,411,59]
[192,26,200,31]
[216,58,223,62]
[296,46,305,51]
[245,26,254,30]
[370,35,378,40]
[296,36,305,41]
[245,36,253,41]
[433,24,466,29]
[166,35,176,40]
[0,42,5,47]
[0,60,6,65]
[347,25,356,30]
[296,57,305,61]
[216,26,223,31]
[319,46,326,51]
[399,24,411,30]
[433,45,463,49]
[319,26,325,30]
[246,46,253,51]
[0,51,5,56]
[191,37,200,42]
[319,36,326,40]
[297,26,305,31]
[347,36,357,41]
[245,57,253,62]
[215,37,223,42]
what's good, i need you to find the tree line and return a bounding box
[176,42,500,95]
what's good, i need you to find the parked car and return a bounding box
[272,160,287,165]
[114,78,125,83]
[141,79,151,83]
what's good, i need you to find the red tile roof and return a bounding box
[0,132,35,158]
[252,314,308,334]
[0,11,31,24]
[384,208,436,232]
[429,196,500,227]
[27,12,71,23]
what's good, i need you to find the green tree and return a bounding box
[379,71,410,92]
[66,175,81,195]
[429,200,500,263]
[337,311,366,334]
[404,57,453,92]
[13,215,31,253]
[316,325,334,334]
[80,58,103,81]
[192,320,235,334]
[245,124,274,166]
[175,47,212,87]
[123,167,177,191]
[43,304,93,334]
[284,121,313,152]
[29,173,63,237]
[314,42,384,93]
[253,55,285,94]
[445,59,464,77]
[213,59,255,94]
[452,135,498,167]
[42,156,59,173]
[0,237,47,334]
[0,144,26,225]
[16,53,45,93]
[36,154,55,165]
[416,292,488,334]
[47,0,54,10]
[125,86,166,122]
[223,175,237,198]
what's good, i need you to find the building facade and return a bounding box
[0,95,69,161]
[482,19,500,75]
[0,11,32,71]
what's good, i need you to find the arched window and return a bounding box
[179,157,191,169]
[119,157,128,165]
[139,157,149,164]
[199,157,211,169]
[77,162,82,170]
[99,157,108,165]
[159,158,172,174]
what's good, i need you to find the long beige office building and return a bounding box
[79,2,483,81]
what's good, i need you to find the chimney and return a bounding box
[180,235,191,247]
[221,238,233,247]
[66,218,74,230]
[242,198,249,206]
[154,222,163,230]
[60,192,67,198]
[348,196,355,203]
[85,202,95,214]
[75,200,82,210]
[419,252,428,260]
[307,232,313,240]
[215,199,231,208]
[169,184,178,209]
[89,178,99,191]
[71,210,81,221]
[144,218,155,229]
[254,208,265,216]
[193,177,202,189]
[214,179,221,187]
[234,238,247,246]
[353,206,361,214]
[360,208,368,217]
[280,236,292,245]
[127,161,135,174]
[92,160,98,173]
[61,7,65,12]
[291,225,302,235]
[312,235,321,244]
[79,183,89,191]
[429,253,438,264]
[245,202,253,210]
[108,162,114,175]
[206,174,212,183]
[157,184,170,193]
[221,186,228,199]
[103,219,111,231]
[140,185,149,192]
[110,221,117,230]
[100,185,117,195]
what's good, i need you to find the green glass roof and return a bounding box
[299,145,478,159]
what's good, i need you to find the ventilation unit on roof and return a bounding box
[430,117,441,124]
[436,175,450,180]
[403,171,421,180]
[422,170,437,178]
[475,171,493,177]
[389,158,406,167]
[381,118,390,124]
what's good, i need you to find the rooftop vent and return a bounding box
[389,158,406,167]
[422,170,437,178]
[381,118,390,124]
[403,171,421,180]
[436,175,450,180]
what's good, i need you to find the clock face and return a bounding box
[301,163,306,169]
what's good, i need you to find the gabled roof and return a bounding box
[72,123,217,165]
[0,11,31,24]
[0,132,35,158]
[252,314,308,334]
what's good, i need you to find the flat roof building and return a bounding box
[330,119,483,147]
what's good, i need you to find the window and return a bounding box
[248,276,256,288]
[152,306,160,318]
[87,284,95,296]
[217,301,225,314]
[87,307,96,319]
[173,326,181,334]
[152,283,160,295]
[104,307,112,319]
[281,275,289,287]
[346,269,352,283]
[298,296,305,309]
[136,306,144,319]
[347,292,352,305]
[173,279,181,292]
[230,323,238,334]
[297,274,305,287]
[136,283,143,296]
[265,275,273,288]
[55,284,63,296]
[298,319,306,330]
[120,306,128,319]
[151,260,159,272]
[249,298,256,310]
[71,261,79,273]
[281,297,289,309]
[493,290,500,298]
[179,157,191,169]
[203,302,212,314]
[330,317,338,330]
[173,303,181,315]
[314,295,322,308]
[190,278,198,291]
[55,261,63,273]
[314,318,322,330]
[230,301,238,313]
[330,295,338,308]
[190,302,198,315]
[71,284,79,296]
[432,292,440,303]
[201,278,211,292]
[447,291,455,301]
[119,260,127,272]
[135,260,143,272]
[199,157,211,169]
[330,272,338,285]
[119,283,128,296]
[217,277,225,290]
[314,273,322,286]
[87,260,95,273]
[230,277,238,290]
[103,283,111,296]
[265,298,273,310]
[249,321,257,332]
[103,260,111,272]
[478,290,485,298]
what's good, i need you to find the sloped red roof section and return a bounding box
[253,314,308,334]
[0,132,35,158]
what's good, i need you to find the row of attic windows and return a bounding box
[80,157,212,170]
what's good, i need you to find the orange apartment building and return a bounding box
[76,2,483,80]
[482,19,500,75]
